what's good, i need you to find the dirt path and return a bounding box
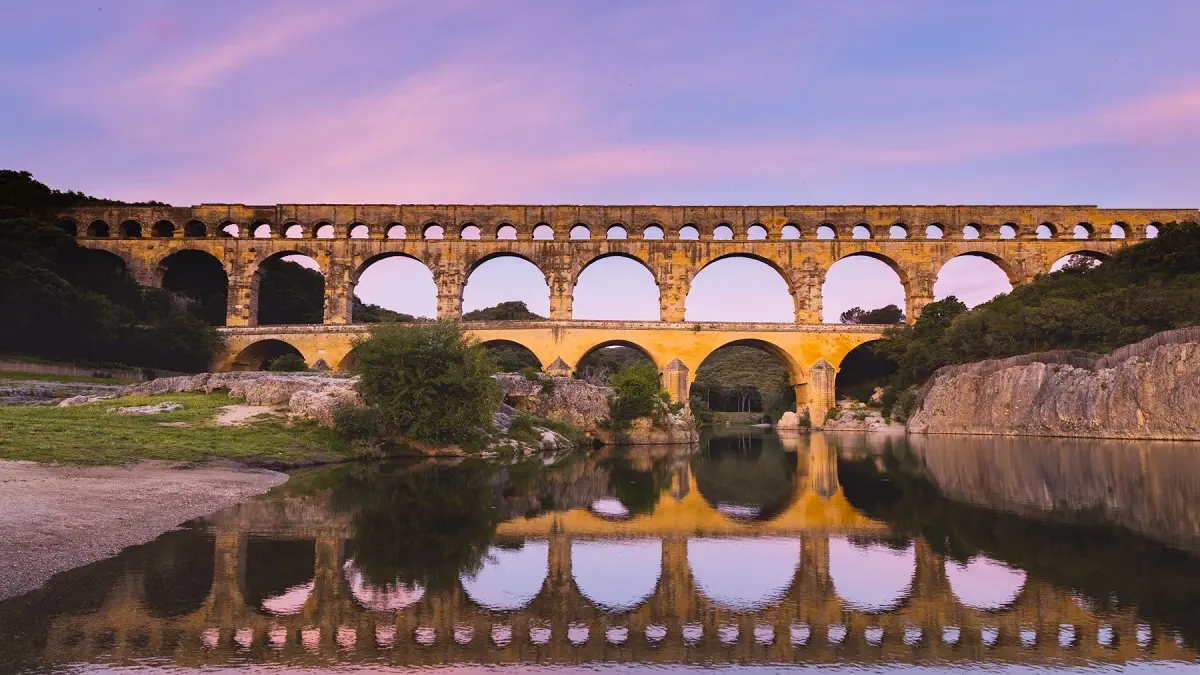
[0,460,286,600]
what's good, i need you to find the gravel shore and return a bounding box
[0,460,286,600]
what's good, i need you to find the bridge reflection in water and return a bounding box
[27,434,1200,670]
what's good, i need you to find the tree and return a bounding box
[349,322,501,446]
[256,258,323,325]
[606,363,667,429]
[462,300,545,321]
[840,304,905,324]
[353,297,417,323]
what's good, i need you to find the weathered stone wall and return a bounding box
[908,434,1200,554]
[908,328,1200,440]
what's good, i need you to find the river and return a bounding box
[3,427,1200,673]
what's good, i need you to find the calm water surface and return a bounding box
[4,428,1200,674]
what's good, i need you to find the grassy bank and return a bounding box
[0,392,351,466]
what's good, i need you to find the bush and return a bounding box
[825,407,842,422]
[796,409,812,428]
[266,353,308,372]
[605,363,665,430]
[520,366,541,381]
[333,404,380,441]
[349,322,500,446]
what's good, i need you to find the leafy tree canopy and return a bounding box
[840,304,905,324]
[462,300,545,321]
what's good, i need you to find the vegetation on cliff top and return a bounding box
[877,222,1200,416]
[0,171,221,373]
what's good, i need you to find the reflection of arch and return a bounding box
[243,538,316,616]
[692,423,798,520]
[572,539,661,611]
[688,537,802,611]
[945,555,1026,610]
[829,538,915,612]
[460,541,549,611]
[343,559,426,612]
[231,339,305,371]
[142,530,214,618]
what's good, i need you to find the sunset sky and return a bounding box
[3,1,1198,321]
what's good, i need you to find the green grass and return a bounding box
[0,370,137,385]
[0,391,352,465]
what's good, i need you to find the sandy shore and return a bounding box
[0,460,286,600]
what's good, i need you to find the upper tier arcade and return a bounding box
[55,204,1197,326]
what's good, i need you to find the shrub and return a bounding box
[266,353,308,372]
[605,363,664,429]
[348,322,500,446]
[825,407,842,422]
[333,404,380,442]
[796,409,811,428]
[519,366,541,381]
[540,377,556,394]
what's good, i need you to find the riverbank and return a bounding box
[0,391,353,466]
[0,460,286,600]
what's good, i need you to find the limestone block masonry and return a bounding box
[56,203,1197,425]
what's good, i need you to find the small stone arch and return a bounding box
[642,223,665,240]
[712,223,734,240]
[606,223,629,240]
[1036,222,1058,239]
[219,220,240,237]
[678,224,700,240]
[230,339,307,371]
[348,222,370,239]
[184,220,207,238]
[422,222,444,240]
[1109,221,1128,239]
[250,220,275,239]
[746,223,768,240]
[57,217,78,237]
[119,219,143,238]
[780,223,801,240]
[313,221,336,239]
[1073,222,1095,239]
[532,223,554,240]
[151,220,175,238]
[851,223,873,239]
[86,220,110,237]
[459,223,482,240]
[570,223,593,240]
[889,223,909,239]
[496,223,518,240]
[925,223,945,239]
[386,223,406,239]
[816,223,837,240]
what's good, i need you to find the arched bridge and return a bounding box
[55,203,1197,423]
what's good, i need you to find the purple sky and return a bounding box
[4,1,1198,322]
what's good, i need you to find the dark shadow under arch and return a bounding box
[231,339,304,371]
[159,249,229,326]
[482,340,542,372]
[835,340,896,404]
[690,339,796,420]
[576,340,656,384]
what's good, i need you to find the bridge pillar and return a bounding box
[660,358,690,404]
[658,273,689,322]
[806,360,836,426]
[904,274,935,325]
[435,267,465,320]
[226,274,257,327]
[323,261,354,324]
[791,262,824,324]
[548,274,573,320]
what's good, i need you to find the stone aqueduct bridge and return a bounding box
[58,203,1196,418]
[40,447,1194,668]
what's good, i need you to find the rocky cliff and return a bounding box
[908,327,1200,440]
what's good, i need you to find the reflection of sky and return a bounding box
[688,537,802,611]
[829,538,915,611]
[460,542,548,611]
[945,556,1026,610]
[572,540,661,611]
[260,580,313,616]
[343,559,425,612]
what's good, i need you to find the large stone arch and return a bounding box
[572,250,659,287]
[937,250,1020,286]
[690,338,802,393]
[249,247,327,277]
[692,251,794,292]
[571,339,663,380]
[831,250,910,286]
[351,250,432,284]
[155,249,231,326]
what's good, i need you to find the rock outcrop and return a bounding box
[494,372,697,445]
[908,327,1200,440]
